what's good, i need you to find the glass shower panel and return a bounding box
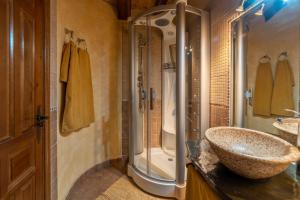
[133,23,149,176]
[133,10,177,182]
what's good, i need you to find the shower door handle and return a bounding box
[150,88,156,110]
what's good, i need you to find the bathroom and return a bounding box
[0,0,300,199]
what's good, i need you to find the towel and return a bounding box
[253,61,273,117]
[78,48,95,126]
[271,59,295,116]
[60,42,83,133]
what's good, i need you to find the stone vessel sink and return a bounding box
[273,118,299,146]
[205,127,300,179]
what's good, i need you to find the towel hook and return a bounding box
[259,54,271,62]
[278,51,288,60]
[64,28,74,38]
[77,38,87,50]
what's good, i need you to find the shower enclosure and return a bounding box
[128,2,210,199]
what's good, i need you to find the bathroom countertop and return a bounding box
[186,140,300,200]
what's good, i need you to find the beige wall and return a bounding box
[209,0,300,129]
[246,2,300,134]
[56,0,122,199]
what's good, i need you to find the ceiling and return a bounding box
[113,0,211,19]
[131,0,211,10]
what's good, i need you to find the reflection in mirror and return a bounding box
[232,0,300,146]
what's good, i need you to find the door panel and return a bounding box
[9,177,35,200]
[0,0,11,142]
[8,137,35,188]
[14,4,36,134]
[0,0,45,199]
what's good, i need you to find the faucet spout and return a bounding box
[284,109,300,117]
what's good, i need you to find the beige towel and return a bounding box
[78,48,95,126]
[60,42,95,133]
[253,61,273,117]
[271,59,295,116]
[60,42,83,133]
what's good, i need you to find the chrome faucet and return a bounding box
[284,109,300,117]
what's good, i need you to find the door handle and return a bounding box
[36,114,49,127]
[150,88,156,110]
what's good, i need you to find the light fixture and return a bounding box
[255,3,265,16]
[236,0,246,12]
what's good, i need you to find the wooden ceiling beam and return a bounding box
[155,0,168,5]
[117,0,131,20]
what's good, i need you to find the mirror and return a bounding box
[232,0,300,146]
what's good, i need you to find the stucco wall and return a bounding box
[245,2,300,134]
[56,0,122,199]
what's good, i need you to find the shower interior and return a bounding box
[133,8,202,181]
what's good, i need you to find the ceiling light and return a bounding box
[255,3,265,16]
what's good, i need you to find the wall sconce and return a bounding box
[236,0,246,12]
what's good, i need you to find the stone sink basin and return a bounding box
[273,118,299,146]
[205,127,300,179]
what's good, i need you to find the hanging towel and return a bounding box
[253,61,273,117]
[271,59,295,116]
[60,41,84,133]
[78,48,95,126]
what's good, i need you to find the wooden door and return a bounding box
[0,0,46,199]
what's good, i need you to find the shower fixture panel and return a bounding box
[155,18,170,26]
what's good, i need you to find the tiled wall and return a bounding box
[209,0,239,127]
[121,22,130,158]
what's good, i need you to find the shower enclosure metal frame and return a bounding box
[230,0,265,127]
[128,2,210,199]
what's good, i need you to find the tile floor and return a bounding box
[67,166,173,200]
[96,176,172,200]
[67,167,122,200]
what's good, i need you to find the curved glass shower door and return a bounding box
[132,11,176,181]
[128,3,209,199]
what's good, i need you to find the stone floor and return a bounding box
[66,166,172,200]
[96,176,171,200]
[66,167,123,200]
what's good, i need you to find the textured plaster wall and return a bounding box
[245,3,300,134]
[56,0,122,199]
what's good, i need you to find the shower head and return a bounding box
[155,18,170,27]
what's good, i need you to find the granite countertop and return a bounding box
[186,140,300,200]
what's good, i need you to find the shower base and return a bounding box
[134,147,176,180]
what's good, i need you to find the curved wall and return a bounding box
[56,0,122,199]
